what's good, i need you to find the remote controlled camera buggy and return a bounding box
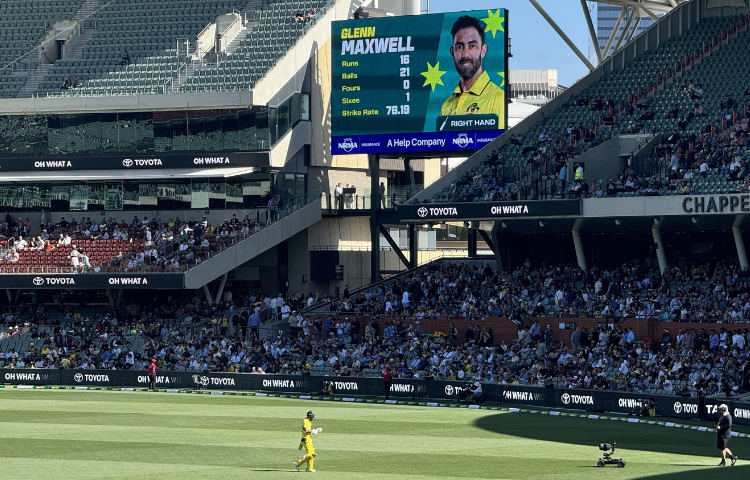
[597,442,625,468]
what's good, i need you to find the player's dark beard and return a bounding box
[454,54,482,81]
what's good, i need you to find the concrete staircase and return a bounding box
[223,21,258,57]
[65,27,97,61]
[171,61,203,93]
[170,1,263,93]
[17,64,53,97]
[72,0,100,22]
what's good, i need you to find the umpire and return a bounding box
[148,358,157,391]
[715,404,738,466]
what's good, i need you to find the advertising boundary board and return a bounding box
[1,369,747,425]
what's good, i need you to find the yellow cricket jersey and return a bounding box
[440,71,504,127]
[302,418,312,439]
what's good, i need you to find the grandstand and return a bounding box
[18,0,337,97]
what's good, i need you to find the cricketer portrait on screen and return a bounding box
[440,15,505,124]
[329,9,507,155]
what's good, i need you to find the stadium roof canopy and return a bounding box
[528,0,742,70]
[595,0,690,15]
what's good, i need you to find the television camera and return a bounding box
[596,442,625,468]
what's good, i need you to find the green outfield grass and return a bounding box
[0,389,748,479]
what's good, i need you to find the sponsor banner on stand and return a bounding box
[0,274,184,289]
[397,200,581,222]
[0,151,269,172]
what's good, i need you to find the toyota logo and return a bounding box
[192,375,210,387]
[561,393,571,405]
[417,207,428,218]
[122,159,133,167]
[445,385,454,396]
[74,373,84,383]
[673,402,683,414]
[32,277,44,286]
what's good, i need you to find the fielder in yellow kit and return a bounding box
[294,410,319,472]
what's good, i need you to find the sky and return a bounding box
[429,0,593,87]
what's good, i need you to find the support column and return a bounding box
[116,288,124,307]
[408,223,417,268]
[733,216,748,270]
[652,222,667,274]
[468,221,477,257]
[580,0,602,64]
[602,6,627,59]
[6,289,11,304]
[214,273,228,305]
[611,8,636,56]
[572,218,587,270]
[492,228,504,273]
[404,157,416,199]
[106,289,115,307]
[203,284,213,307]
[369,154,381,283]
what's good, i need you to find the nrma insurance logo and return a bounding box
[453,133,474,149]
[338,138,358,153]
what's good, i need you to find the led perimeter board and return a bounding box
[331,9,508,156]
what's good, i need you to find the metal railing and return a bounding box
[320,188,424,212]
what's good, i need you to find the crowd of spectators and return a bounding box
[0,210,269,272]
[332,258,750,323]
[2,285,749,398]
[1,257,750,398]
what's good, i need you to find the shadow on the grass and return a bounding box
[473,412,749,460]
[631,463,749,479]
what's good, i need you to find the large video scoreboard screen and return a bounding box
[331,9,507,156]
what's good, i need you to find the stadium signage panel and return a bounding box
[331,9,508,155]
[734,405,750,421]
[0,274,184,289]
[261,378,306,390]
[681,194,750,214]
[559,392,594,405]
[397,200,581,221]
[0,151,269,172]
[136,374,182,386]
[2,369,58,385]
